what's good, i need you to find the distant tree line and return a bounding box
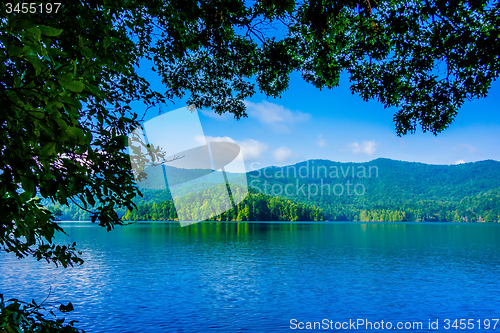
[121,190,324,222]
[309,188,500,222]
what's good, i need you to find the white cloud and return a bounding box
[317,134,327,147]
[199,109,233,121]
[196,135,268,161]
[273,146,293,162]
[347,140,378,156]
[244,100,310,132]
[454,159,466,165]
[238,139,268,160]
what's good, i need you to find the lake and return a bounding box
[1,222,500,332]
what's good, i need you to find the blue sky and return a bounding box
[135,61,500,170]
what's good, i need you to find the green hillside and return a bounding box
[247,158,500,222]
[122,188,323,222]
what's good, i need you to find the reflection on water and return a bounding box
[1,222,500,332]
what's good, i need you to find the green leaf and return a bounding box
[39,25,63,37]
[26,26,42,41]
[59,79,85,93]
[21,177,36,197]
[86,189,95,207]
[14,19,37,30]
[25,55,43,76]
[61,94,82,109]
[115,135,128,148]
[59,302,74,313]
[29,109,45,120]
[55,118,69,132]
[40,142,57,156]
[66,127,86,144]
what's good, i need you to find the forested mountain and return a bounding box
[247,158,500,222]
[48,158,500,222]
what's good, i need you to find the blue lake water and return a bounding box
[1,222,500,332]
